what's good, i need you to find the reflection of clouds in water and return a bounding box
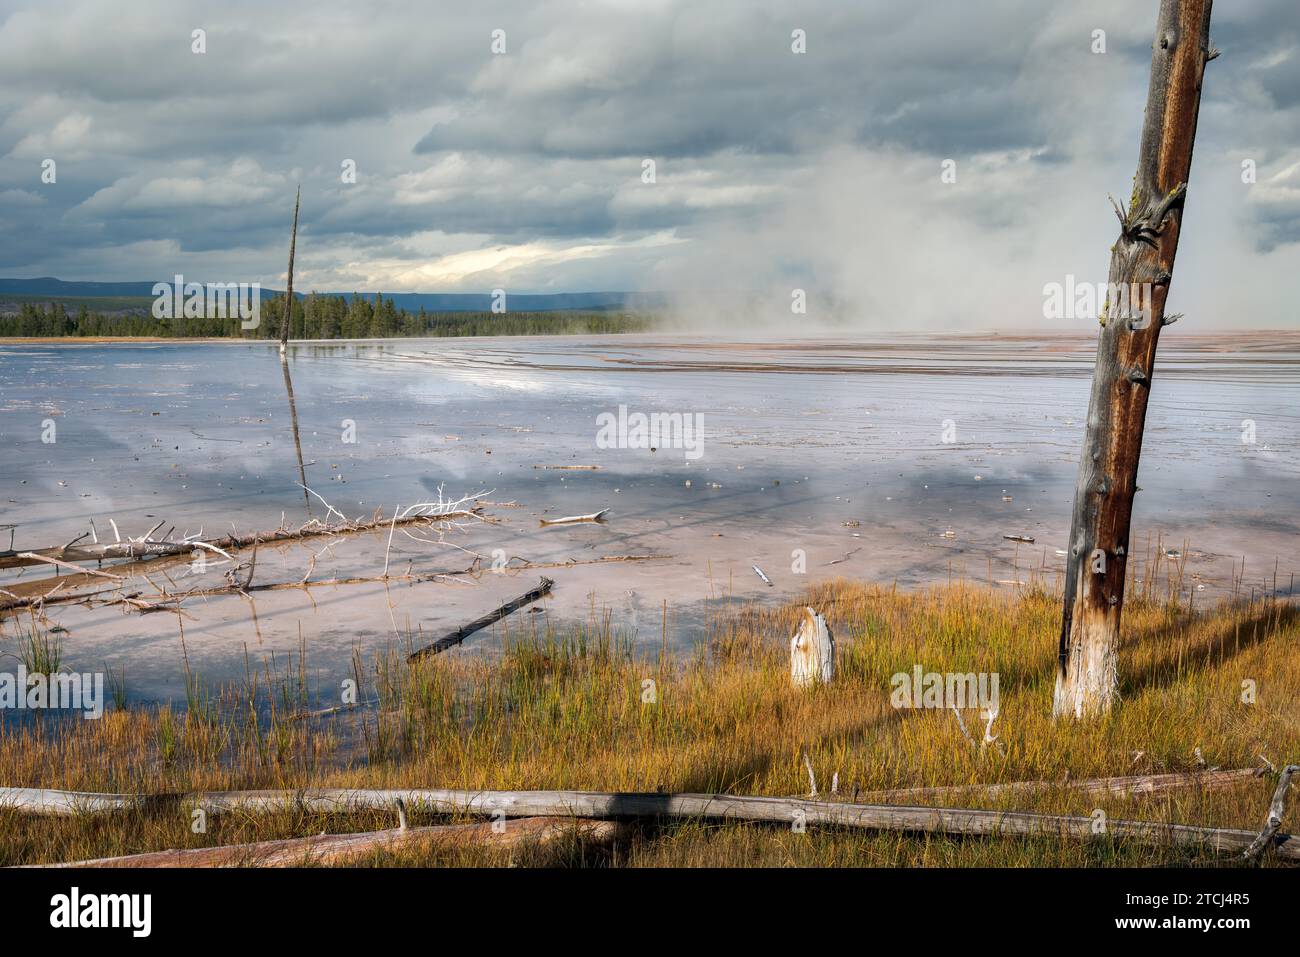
[1,335,1297,703]
[441,365,550,394]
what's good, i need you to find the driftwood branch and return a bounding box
[2,536,227,571]
[3,786,1294,862]
[0,496,487,579]
[1243,764,1297,861]
[15,553,123,580]
[539,509,608,527]
[408,576,554,661]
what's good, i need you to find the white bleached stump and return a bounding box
[790,607,834,687]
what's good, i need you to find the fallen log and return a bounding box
[856,768,1263,804]
[27,816,621,868]
[408,576,554,661]
[0,539,227,572]
[2,787,1295,861]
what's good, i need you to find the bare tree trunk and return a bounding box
[277,185,301,354]
[1055,0,1216,719]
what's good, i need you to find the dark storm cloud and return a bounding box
[0,0,1294,321]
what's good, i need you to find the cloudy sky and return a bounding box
[0,0,1296,327]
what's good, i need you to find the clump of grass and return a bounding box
[0,581,1295,867]
[105,664,127,710]
[17,623,61,675]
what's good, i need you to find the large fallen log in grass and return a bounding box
[3,786,1295,862]
[27,816,622,868]
[855,768,1263,804]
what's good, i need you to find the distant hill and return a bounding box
[0,278,665,313]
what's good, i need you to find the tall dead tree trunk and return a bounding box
[278,185,301,355]
[1054,0,1216,719]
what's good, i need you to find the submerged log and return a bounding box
[4,786,1292,861]
[407,576,554,661]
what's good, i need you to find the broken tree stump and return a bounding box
[790,607,835,687]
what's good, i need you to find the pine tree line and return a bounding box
[0,294,655,339]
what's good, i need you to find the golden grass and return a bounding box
[0,579,1296,867]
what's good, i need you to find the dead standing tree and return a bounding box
[277,185,301,355]
[1055,0,1216,719]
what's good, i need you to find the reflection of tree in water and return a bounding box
[276,185,310,516]
[280,353,311,517]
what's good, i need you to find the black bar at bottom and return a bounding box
[1,866,1286,943]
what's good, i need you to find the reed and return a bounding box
[17,625,62,676]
